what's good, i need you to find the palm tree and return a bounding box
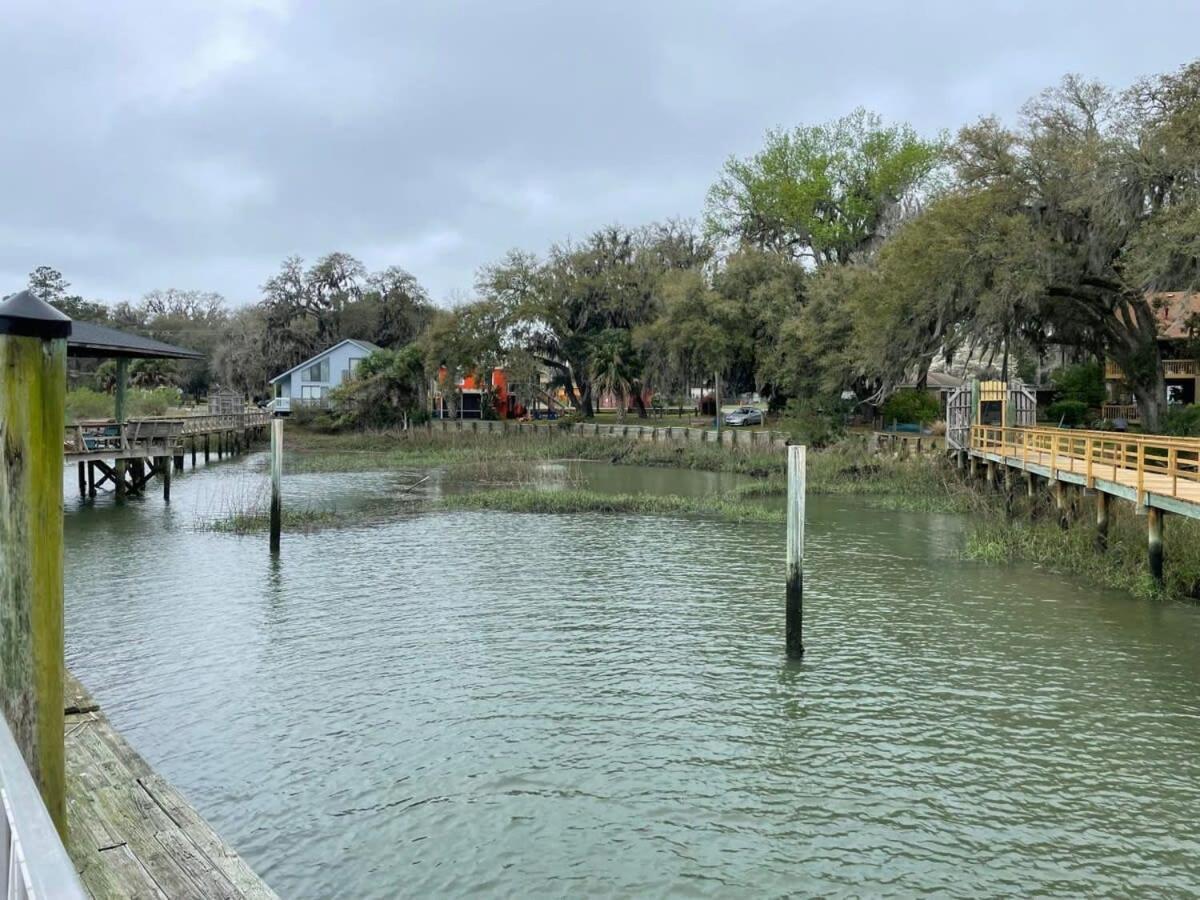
[589,329,640,422]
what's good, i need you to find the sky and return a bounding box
[2,0,1199,309]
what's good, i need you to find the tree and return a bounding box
[588,329,640,421]
[480,223,713,416]
[27,266,109,322]
[705,109,944,265]
[332,345,426,429]
[944,64,1200,429]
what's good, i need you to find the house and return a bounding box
[1104,291,1200,422]
[269,338,381,413]
[431,365,568,419]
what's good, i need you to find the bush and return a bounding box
[1052,362,1105,407]
[1046,399,1088,426]
[290,404,342,433]
[1163,405,1200,436]
[65,388,112,422]
[781,398,842,447]
[127,386,180,417]
[880,389,940,426]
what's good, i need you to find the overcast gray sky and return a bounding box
[2,0,1198,308]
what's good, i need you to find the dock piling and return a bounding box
[270,417,283,554]
[1095,492,1109,553]
[1148,507,1165,587]
[786,444,806,659]
[0,290,69,833]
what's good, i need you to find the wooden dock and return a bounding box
[969,424,1200,518]
[64,673,276,899]
[65,410,271,498]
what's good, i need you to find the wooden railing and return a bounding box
[63,410,269,459]
[1105,359,1199,379]
[970,424,1200,503]
[1101,402,1140,421]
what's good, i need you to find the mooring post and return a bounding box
[1148,506,1164,587]
[1095,491,1110,553]
[0,290,70,834]
[786,444,806,659]
[270,417,283,554]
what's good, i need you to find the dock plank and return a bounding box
[64,672,278,899]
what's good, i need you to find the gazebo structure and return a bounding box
[0,291,204,497]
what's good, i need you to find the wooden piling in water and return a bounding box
[1095,492,1109,553]
[1148,507,1165,587]
[270,417,283,554]
[0,291,69,834]
[204,433,210,463]
[190,437,196,468]
[77,461,86,496]
[158,455,171,502]
[1054,480,1068,529]
[786,444,806,659]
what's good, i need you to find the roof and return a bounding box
[66,320,203,360]
[899,371,964,391]
[269,338,382,384]
[1148,291,1200,340]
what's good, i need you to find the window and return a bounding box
[303,358,330,382]
[348,357,364,376]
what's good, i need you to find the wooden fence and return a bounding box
[424,417,790,449]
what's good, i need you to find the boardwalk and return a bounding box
[64,674,277,899]
[970,424,1200,519]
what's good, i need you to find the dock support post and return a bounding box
[77,461,86,496]
[1054,480,1068,529]
[1095,492,1110,553]
[190,437,196,468]
[0,291,70,834]
[986,460,997,490]
[204,434,210,463]
[270,417,283,554]
[786,444,806,659]
[1148,507,1164,587]
[114,357,128,500]
[1026,472,1036,498]
[158,456,171,502]
[87,461,96,497]
[173,454,183,473]
[217,433,223,459]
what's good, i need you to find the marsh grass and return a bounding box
[439,488,784,522]
[963,485,1200,603]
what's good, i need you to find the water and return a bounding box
[62,454,1200,896]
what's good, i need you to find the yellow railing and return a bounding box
[1105,359,1199,379]
[970,424,1200,503]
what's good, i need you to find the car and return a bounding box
[723,406,764,426]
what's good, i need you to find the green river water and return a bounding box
[62,453,1200,897]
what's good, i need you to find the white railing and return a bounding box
[0,718,85,899]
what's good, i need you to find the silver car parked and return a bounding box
[723,406,764,426]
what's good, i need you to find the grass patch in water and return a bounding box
[439,488,783,522]
[963,489,1200,603]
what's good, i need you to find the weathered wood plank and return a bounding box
[140,775,278,900]
[63,672,277,899]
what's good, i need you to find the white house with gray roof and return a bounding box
[269,338,381,412]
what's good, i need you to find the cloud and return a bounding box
[0,0,1197,307]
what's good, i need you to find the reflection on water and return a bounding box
[63,452,1200,897]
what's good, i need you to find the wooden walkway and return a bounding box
[64,674,276,899]
[969,425,1200,519]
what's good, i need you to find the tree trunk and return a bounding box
[1131,367,1168,432]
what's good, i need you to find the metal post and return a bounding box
[1096,491,1109,553]
[0,290,69,833]
[270,417,283,554]
[786,444,806,659]
[1148,507,1164,587]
